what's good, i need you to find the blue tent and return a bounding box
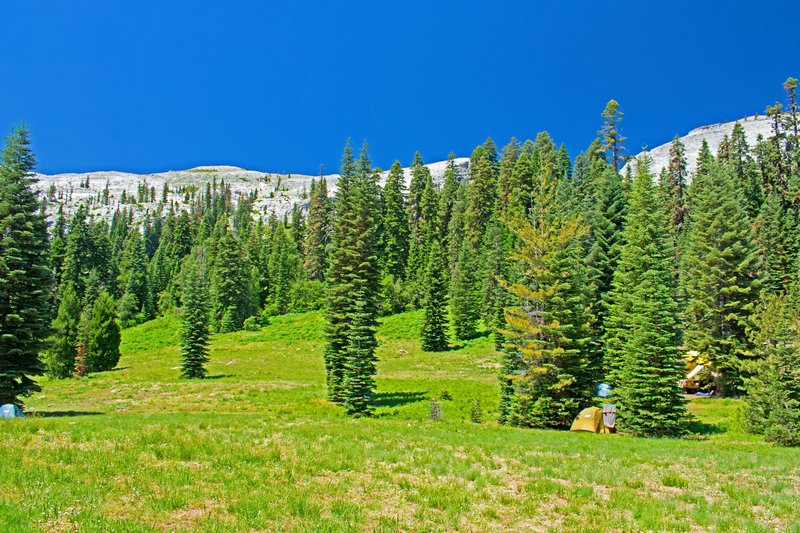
[1,404,25,419]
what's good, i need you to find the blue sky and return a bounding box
[2,0,799,175]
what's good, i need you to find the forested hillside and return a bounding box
[2,79,800,443]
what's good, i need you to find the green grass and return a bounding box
[1,310,798,532]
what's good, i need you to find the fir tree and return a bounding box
[44,284,80,379]
[604,155,688,437]
[599,100,627,172]
[437,153,462,250]
[324,140,357,403]
[211,233,253,332]
[742,291,800,446]
[118,232,152,325]
[450,240,480,340]
[499,160,591,429]
[381,160,410,280]
[683,164,762,394]
[325,140,381,415]
[420,239,449,352]
[305,174,330,281]
[86,291,121,372]
[0,125,53,406]
[341,142,381,415]
[464,146,498,249]
[180,264,210,379]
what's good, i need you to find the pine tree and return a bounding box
[420,239,449,351]
[86,291,121,372]
[381,160,410,280]
[118,232,152,325]
[437,153,462,250]
[464,146,498,249]
[450,240,480,340]
[325,140,381,415]
[0,125,53,406]
[44,284,80,379]
[342,142,381,415]
[604,155,688,437]
[683,164,762,394]
[584,165,627,383]
[180,264,210,379]
[742,291,800,446]
[759,191,798,295]
[305,174,330,281]
[211,233,253,332]
[499,160,591,429]
[599,100,627,172]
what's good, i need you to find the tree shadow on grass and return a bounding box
[28,411,104,418]
[372,391,429,409]
[204,374,233,380]
[687,419,725,436]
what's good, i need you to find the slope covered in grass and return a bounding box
[1,311,798,532]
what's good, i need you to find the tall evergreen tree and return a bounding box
[325,140,381,415]
[381,160,410,280]
[450,240,480,340]
[683,164,762,394]
[44,283,80,379]
[86,291,121,373]
[742,291,800,446]
[420,239,449,352]
[604,156,688,437]
[211,233,253,332]
[499,160,591,429]
[0,125,53,406]
[305,175,330,281]
[180,264,210,379]
[599,100,627,172]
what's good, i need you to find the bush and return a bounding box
[243,316,260,331]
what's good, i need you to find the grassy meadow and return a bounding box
[1,310,798,532]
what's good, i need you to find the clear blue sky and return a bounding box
[2,0,799,175]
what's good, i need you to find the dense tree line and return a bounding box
[1,79,798,439]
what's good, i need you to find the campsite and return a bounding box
[1,311,798,532]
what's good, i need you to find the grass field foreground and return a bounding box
[1,311,798,532]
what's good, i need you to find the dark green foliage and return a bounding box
[604,156,688,437]
[180,265,210,379]
[758,192,798,295]
[599,100,626,171]
[45,284,80,379]
[118,232,153,326]
[380,161,409,280]
[743,292,800,446]
[325,140,381,416]
[464,146,497,249]
[683,164,761,394]
[437,153,462,250]
[584,165,627,384]
[211,233,253,332]
[499,163,592,429]
[305,176,330,281]
[420,239,449,351]
[86,291,121,372]
[450,240,480,340]
[0,125,52,406]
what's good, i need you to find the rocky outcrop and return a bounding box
[34,158,470,224]
[622,114,774,178]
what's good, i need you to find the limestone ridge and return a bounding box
[34,158,471,225]
[622,114,774,178]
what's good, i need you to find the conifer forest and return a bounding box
[2,79,800,530]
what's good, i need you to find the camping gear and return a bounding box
[570,406,616,433]
[596,383,612,398]
[0,404,24,420]
[602,403,616,429]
